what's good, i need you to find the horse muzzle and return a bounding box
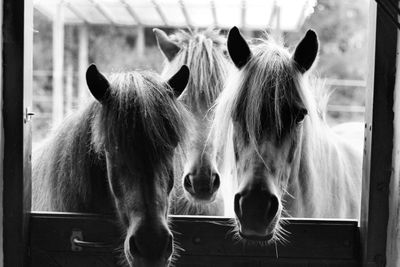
[125,223,173,267]
[234,189,280,241]
[183,172,220,202]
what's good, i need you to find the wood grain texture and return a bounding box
[360,2,398,267]
[30,213,359,267]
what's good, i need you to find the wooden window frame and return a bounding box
[1,0,398,266]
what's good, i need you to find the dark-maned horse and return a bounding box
[154,29,231,215]
[32,64,190,266]
[212,27,362,243]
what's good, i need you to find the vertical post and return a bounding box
[78,25,89,105]
[65,64,74,114]
[387,3,400,265]
[2,0,32,265]
[135,26,145,59]
[0,0,4,265]
[52,2,64,125]
[273,5,281,41]
[360,1,398,266]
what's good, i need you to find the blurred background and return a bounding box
[32,0,369,145]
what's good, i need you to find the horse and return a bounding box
[32,64,191,266]
[153,29,231,215]
[211,26,363,243]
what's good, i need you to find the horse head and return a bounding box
[154,29,230,211]
[215,27,318,242]
[86,64,190,266]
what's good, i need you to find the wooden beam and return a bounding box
[64,1,90,24]
[386,2,400,265]
[33,5,54,21]
[210,0,218,28]
[78,25,89,105]
[52,2,65,125]
[120,0,142,25]
[30,213,360,266]
[151,0,168,26]
[2,0,32,265]
[360,1,398,266]
[179,0,192,28]
[88,0,117,25]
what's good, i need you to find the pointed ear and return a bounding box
[227,26,252,69]
[167,65,190,97]
[292,30,319,73]
[153,28,181,61]
[86,64,110,102]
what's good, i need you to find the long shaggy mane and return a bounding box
[163,29,230,111]
[32,70,190,212]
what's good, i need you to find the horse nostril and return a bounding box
[183,174,194,193]
[234,193,242,218]
[129,230,173,260]
[267,195,279,221]
[212,173,220,192]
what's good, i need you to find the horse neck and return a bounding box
[34,105,113,213]
[285,117,361,219]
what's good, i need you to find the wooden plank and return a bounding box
[88,0,116,25]
[151,0,168,26]
[0,0,3,264]
[120,0,141,25]
[2,0,32,266]
[387,1,400,265]
[64,1,89,24]
[360,1,398,266]
[29,213,359,266]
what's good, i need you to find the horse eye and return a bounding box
[296,108,308,123]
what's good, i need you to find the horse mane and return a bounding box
[211,35,329,193]
[211,34,362,218]
[32,105,110,212]
[91,71,189,170]
[162,29,230,111]
[33,70,190,212]
[215,35,330,148]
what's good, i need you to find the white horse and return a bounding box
[212,27,363,242]
[154,29,231,215]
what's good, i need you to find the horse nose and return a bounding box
[234,190,279,234]
[128,226,173,260]
[183,172,220,200]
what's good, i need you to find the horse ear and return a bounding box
[153,28,181,61]
[86,64,110,102]
[292,29,319,73]
[167,65,190,97]
[227,26,252,69]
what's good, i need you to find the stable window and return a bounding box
[1,0,400,266]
